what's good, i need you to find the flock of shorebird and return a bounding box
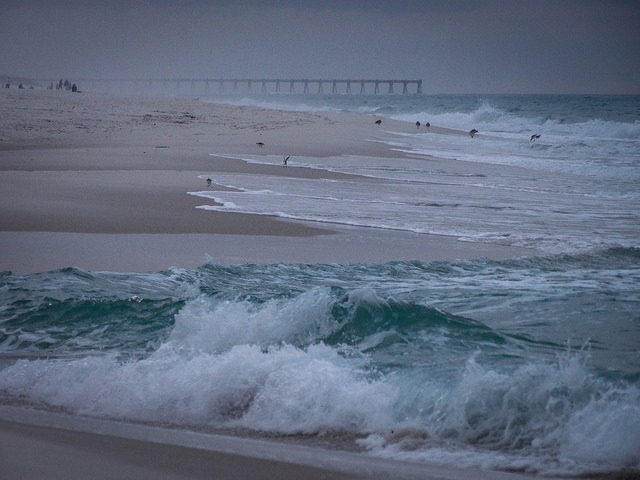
[375,118,541,142]
[207,121,543,186]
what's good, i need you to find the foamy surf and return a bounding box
[1,250,639,476]
[193,95,639,254]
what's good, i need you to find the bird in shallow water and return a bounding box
[469,129,478,138]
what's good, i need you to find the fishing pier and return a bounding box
[72,78,423,95]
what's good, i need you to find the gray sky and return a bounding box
[2,0,639,94]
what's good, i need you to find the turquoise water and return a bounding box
[1,94,639,476]
[1,249,639,476]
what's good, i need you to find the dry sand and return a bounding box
[1,88,539,479]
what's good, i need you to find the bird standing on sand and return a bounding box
[283,156,290,167]
[425,122,430,128]
[469,129,478,138]
[375,119,382,126]
[256,142,264,148]
[206,178,212,187]
[530,134,541,142]
[416,121,421,129]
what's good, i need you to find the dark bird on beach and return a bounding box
[469,129,478,138]
[375,119,382,125]
[283,155,290,167]
[256,142,265,148]
[425,122,430,128]
[530,134,541,142]
[206,178,212,187]
[416,121,421,129]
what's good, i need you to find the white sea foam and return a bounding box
[168,289,340,353]
[194,95,640,253]
[359,352,640,475]
[193,145,639,253]
[1,258,639,475]
[2,332,636,475]
[0,291,397,434]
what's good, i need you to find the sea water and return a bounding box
[1,94,639,477]
[193,94,640,254]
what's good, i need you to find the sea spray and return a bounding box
[168,288,340,353]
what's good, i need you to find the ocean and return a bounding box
[1,94,639,477]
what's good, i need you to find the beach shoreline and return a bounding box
[0,89,534,274]
[0,89,547,479]
[0,228,534,274]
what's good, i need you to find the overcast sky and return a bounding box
[1,0,639,94]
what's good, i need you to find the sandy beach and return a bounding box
[0,89,533,274]
[0,89,542,479]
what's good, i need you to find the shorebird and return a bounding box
[416,121,421,129]
[256,142,264,148]
[206,178,212,187]
[469,129,478,138]
[283,155,290,167]
[425,122,430,128]
[530,134,541,142]
[375,119,382,126]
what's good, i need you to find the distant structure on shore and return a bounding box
[3,77,80,91]
[38,78,424,95]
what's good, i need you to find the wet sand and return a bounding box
[0,406,556,480]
